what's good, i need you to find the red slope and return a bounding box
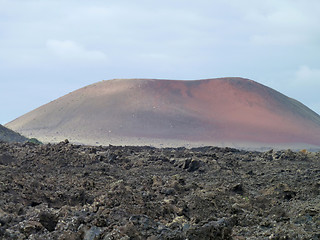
[6,78,320,148]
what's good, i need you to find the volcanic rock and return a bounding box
[0,142,319,239]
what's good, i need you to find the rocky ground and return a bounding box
[0,140,319,240]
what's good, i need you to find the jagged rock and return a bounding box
[38,211,58,232]
[83,226,103,240]
[0,142,319,239]
[186,218,234,240]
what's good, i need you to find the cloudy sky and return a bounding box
[1,0,320,124]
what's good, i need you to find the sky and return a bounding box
[1,0,320,124]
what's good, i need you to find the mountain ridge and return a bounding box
[0,124,29,143]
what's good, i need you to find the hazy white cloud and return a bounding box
[229,0,320,46]
[294,66,320,86]
[251,34,307,46]
[46,40,107,63]
[1,0,320,123]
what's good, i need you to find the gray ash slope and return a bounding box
[0,124,28,143]
[0,141,319,239]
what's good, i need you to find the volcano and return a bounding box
[5,78,320,149]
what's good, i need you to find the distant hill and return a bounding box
[5,78,320,149]
[0,124,29,143]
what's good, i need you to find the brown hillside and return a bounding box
[5,78,320,149]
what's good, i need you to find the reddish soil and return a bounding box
[6,78,320,149]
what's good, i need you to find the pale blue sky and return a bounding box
[1,0,320,124]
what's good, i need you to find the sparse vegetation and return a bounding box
[27,138,42,145]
